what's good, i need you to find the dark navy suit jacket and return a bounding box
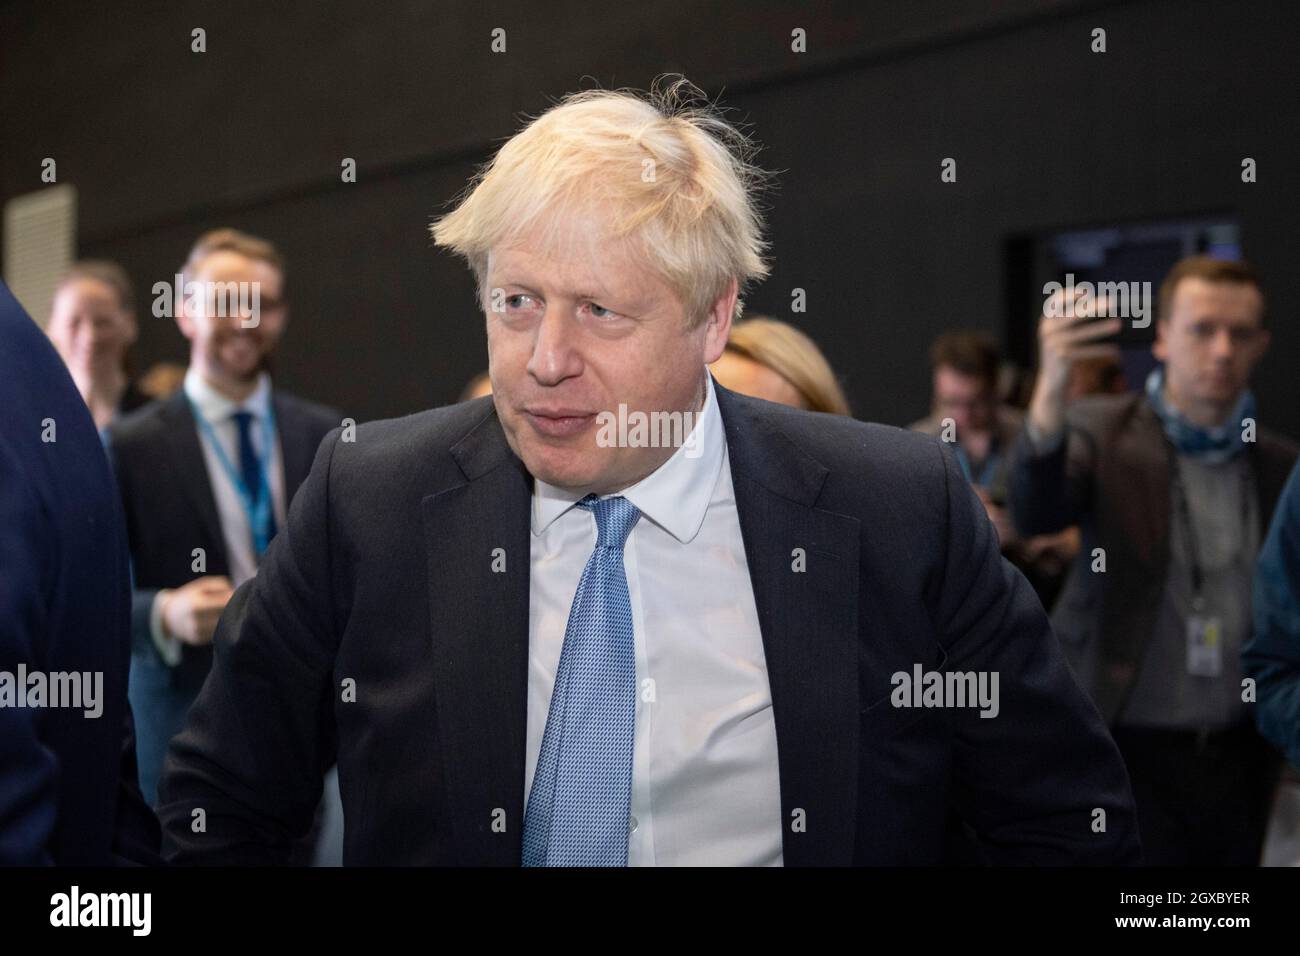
[160,382,1140,865]
[0,280,159,865]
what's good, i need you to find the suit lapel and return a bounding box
[715,382,862,866]
[159,393,229,572]
[272,395,319,496]
[1095,399,1171,712]
[1116,400,1172,567]
[421,406,532,865]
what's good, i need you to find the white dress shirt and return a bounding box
[526,374,784,865]
[150,369,287,664]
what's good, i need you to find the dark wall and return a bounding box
[3,0,1297,435]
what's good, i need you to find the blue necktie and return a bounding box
[522,494,641,866]
[231,410,276,547]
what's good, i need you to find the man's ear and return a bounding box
[702,278,739,364]
[1151,317,1169,363]
[175,300,196,342]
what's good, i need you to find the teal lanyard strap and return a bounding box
[187,395,278,556]
[955,443,999,489]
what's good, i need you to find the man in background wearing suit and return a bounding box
[160,80,1138,866]
[0,279,159,864]
[110,229,338,807]
[1010,256,1297,865]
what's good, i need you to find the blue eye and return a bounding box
[589,303,616,320]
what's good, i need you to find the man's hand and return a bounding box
[160,576,235,647]
[1028,287,1122,441]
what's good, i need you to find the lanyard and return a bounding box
[1169,455,1251,611]
[188,395,278,557]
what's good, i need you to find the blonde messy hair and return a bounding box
[430,76,771,327]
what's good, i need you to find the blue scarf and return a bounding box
[1145,366,1255,464]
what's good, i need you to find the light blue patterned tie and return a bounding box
[522,494,641,866]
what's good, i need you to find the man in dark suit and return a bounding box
[110,229,338,806]
[0,279,159,865]
[160,80,1137,866]
[1011,256,1297,865]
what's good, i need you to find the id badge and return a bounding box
[1186,613,1224,678]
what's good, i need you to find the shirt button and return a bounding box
[629,815,639,833]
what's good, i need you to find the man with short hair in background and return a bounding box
[910,331,1023,547]
[1011,255,1298,865]
[109,228,338,808]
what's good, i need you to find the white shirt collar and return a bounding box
[183,367,273,424]
[531,373,726,544]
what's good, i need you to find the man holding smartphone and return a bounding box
[1010,255,1296,865]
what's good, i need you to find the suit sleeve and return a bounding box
[0,443,58,865]
[1008,419,1096,537]
[158,428,342,864]
[111,702,163,865]
[1245,461,1300,768]
[105,433,168,664]
[931,441,1141,864]
[129,588,164,659]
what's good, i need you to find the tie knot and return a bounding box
[231,409,254,435]
[578,494,641,549]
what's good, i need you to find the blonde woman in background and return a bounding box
[710,315,851,415]
[46,260,152,433]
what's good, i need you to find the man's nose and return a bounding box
[527,307,582,386]
[1211,328,1235,360]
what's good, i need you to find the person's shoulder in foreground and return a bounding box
[1246,460,1300,767]
[0,281,160,865]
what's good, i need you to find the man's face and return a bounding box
[178,250,287,382]
[47,278,136,372]
[485,218,732,494]
[1153,277,1268,411]
[933,365,994,434]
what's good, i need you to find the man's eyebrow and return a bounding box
[573,289,619,303]
[494,279,543,297]
[497,282,630,306]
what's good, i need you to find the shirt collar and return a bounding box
[184,367,273,424]
[531,373,726,544]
